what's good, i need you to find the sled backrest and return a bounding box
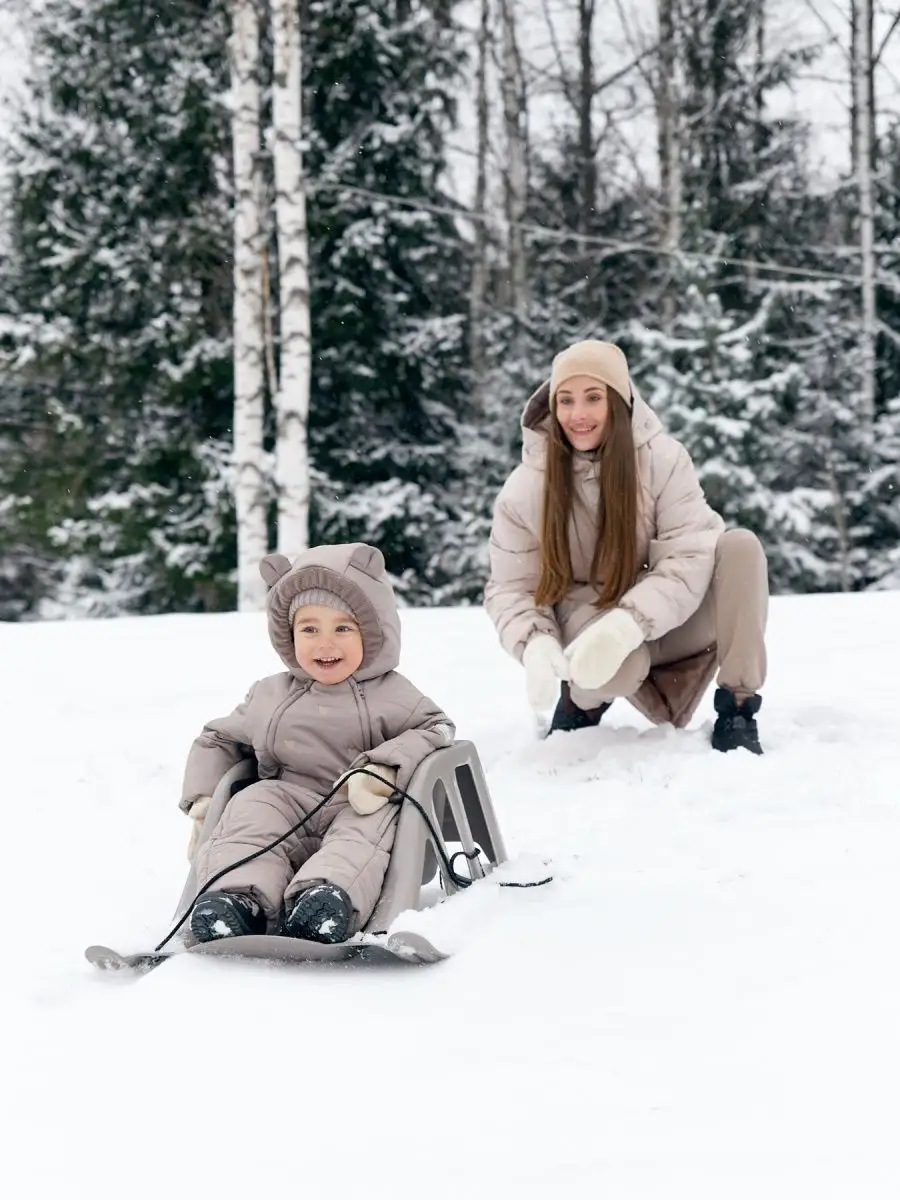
[366,739,508,933]
[173,740,507,936]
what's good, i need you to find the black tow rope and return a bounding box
[154,766,552,953]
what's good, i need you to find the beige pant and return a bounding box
[569,528,769,727]
[194,780,399,933]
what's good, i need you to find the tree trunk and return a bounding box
[850,0,859,170]
[577,0,596,235]
[230,0,269,611]
[753,0,765,164]
[854,0,876,429]
[469,0,491,397]
[271,0,311,557]
[657,0,682,326]
[850,0,877,173]
[745,0,766,281]
[499,0,527,319]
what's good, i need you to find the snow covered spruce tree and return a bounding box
[0,0,234,617]
[625,257,815,590]
[302,0,474,603]
[624,0,836,591]
[864,120,900,587]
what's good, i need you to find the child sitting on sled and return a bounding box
[180,542,455,945]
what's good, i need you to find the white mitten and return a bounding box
[187,794,212,861]
[522,633,570,712]
[346,765,398,816]
[565,608,644,691]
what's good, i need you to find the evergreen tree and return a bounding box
[303,0,473,602]
[623,256,823,591]
[863,120,900,587]
[0,0,234,617]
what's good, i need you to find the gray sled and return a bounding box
[86,739,507,974]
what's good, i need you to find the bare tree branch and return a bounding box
[875,7,900,64]
[611,0,656,95]
[801,0,850,63]
[540,0,575,110]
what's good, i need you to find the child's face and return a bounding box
[292,605,364,684]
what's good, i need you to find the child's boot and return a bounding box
[190,890,266,942]
[283,884,354,944]
[711,687,763,755]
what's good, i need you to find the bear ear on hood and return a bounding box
[259,553,293,588]
[349,544,385,579]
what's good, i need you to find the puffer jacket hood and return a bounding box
[260,542,401,682]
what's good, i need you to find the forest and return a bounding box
[0,0,897,620]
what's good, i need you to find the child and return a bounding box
[180,542,455,945]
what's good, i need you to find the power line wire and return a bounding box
[314,180,868,285]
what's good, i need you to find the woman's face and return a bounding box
[554,375,609,451]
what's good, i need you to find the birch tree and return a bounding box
[271,0,311,558]
[230,0,268,610]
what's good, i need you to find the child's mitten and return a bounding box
[187,794,212,861]
[346,766,399,816]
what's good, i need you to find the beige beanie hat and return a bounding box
[549,339,632,407]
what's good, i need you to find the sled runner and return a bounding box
[86,739,508,976]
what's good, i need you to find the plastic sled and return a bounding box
[87,740,507,973]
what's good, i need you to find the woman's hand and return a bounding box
[565,609,644,691]
[522,633,570,711]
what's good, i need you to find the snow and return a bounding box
[3,591,900,1198]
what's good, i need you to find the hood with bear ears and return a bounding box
[259,542,401,682]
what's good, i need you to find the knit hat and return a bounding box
[549,340,632,407]
[288,588,358,627]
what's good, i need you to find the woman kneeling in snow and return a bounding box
[180,543,454,944]
[485,339,768,754]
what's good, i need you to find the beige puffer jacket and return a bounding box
[485,380,725,659]
[180,543,455,812]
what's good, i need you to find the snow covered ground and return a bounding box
[2,590,899,1198]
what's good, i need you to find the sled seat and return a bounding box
[172,740,507,939]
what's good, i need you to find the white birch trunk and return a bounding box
[271,0,311,557]
[854,0,876,429]
[230,0,268,611]
[499,0,527,318]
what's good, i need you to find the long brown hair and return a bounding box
[534,386,641,610]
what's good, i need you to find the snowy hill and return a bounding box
[3,591,900,1198]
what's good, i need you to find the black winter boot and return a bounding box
[190,890,266,942]
[711,687,763,755]
[283,884,354,944]
[548,681,612,735]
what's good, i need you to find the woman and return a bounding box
[485,339,768,753]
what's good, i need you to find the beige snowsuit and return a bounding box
[181,543,455,932]
[485,380,769,726]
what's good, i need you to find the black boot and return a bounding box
[283,884,354,944]
[548,681,612,735]
[711,687,763,755]
[190,890,266,942]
